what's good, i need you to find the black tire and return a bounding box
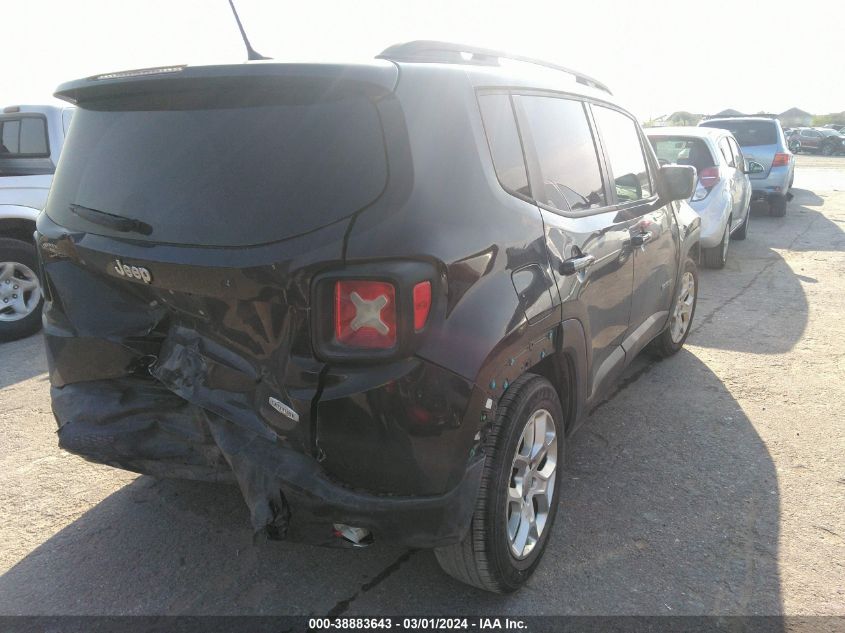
[702,223,729,269]
[434,374,565,593]
[649,257,698,358]
[821,142,835,157]
[733,209,749,241]
[0,238,44,342]
[770,196,787,217]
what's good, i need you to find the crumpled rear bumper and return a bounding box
[53,378,484,548]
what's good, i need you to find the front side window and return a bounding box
[515,96,606,212]
[477,94,530,198]
[0,116,49,157]
[593,106,652,203]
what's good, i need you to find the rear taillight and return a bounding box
[772,153,790,167]
[691,166,720,202]
[334,280,397,349]
[698,166,720,189]
[413,281,432,331]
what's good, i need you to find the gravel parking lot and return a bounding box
[0,155,843,616]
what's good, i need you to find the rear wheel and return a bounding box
[770,196,787,217]
[702,223,730,269]
[435,374,564,593]
[733,209,749,241]
[650,257,698,358]
[0,238,44,342]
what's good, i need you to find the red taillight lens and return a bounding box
[699,166,721,189]
[334,280,397,349]
[772,153,789,167]
[413,281,432,331]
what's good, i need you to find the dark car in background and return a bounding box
[790,127,845,156]
[37,42,700,593]
[700,117,794,216]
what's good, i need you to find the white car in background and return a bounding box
[647,126,757,269]
[1,104,73,341]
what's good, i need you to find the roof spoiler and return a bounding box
[377,40,611,95]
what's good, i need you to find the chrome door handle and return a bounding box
[559,253,596,276]
[630,232,653,247]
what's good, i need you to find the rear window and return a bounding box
[0,116,49,157]
[700,119,777,147]
[46,96,388,247]
[649,136,716,173]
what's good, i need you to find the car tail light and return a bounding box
[334,280,397,349]
[413,281,432,331]
[772,153,790,167]
[698,167,720,189]
[691,167,720,201]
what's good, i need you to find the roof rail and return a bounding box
[377,40,612,95]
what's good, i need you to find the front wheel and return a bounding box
[649,257,698,358]
[821,142,835,156]
[0,238,44,342]
[435,374,564,593]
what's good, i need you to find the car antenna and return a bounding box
[227,0,271,61]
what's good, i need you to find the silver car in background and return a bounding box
[699,117,794,218]
[647,127,753,269]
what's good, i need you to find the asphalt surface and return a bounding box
[0,155,843,616]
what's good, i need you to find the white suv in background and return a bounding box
[647,126,756,269]
[0,104,73,341]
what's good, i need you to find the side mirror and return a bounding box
[659,164,696,202]
[744,161,765,175]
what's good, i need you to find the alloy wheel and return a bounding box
[670,271,695,343]
[506,408,558,560]
[0,261,42,323]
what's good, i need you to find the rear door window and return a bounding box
[477,94,530,199]
[718,138,735,167]
[514,95,606,213]
[592,106,652,203]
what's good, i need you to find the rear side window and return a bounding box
[0,116,49,157]
[516,96,606,212]
[593,106,652,203]
[477,94,530,198]
[47,96,388,247]
[700,120,777,146]
[649,136,715,173]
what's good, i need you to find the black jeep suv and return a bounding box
[38,42,700,593]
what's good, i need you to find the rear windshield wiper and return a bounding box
[69,204,153,236]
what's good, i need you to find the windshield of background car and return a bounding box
[700,120,777,147]
[649,136,716,173]
[46,95,388,247]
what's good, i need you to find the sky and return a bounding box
[2,0,842,121]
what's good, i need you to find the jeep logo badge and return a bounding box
[113,259,152,284]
